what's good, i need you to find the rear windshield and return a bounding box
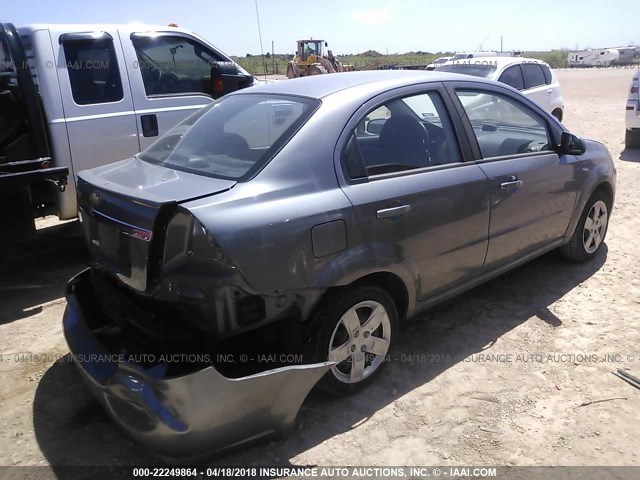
[139,94,319,180]
[436,63,497,78]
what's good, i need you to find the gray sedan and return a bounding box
[64,71,615,460]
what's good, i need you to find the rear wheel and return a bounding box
[625,128,640,148]
[308,285,397,396]
[551,108,563,122]
[561,190,610,262]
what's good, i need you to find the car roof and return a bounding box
[493,57,550,67]
[242,70,495,100]
[444,56,551,68]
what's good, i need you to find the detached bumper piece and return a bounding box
[63,268,332,462]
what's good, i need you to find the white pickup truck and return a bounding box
[0,22,253,243]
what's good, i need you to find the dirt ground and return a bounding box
[1,68,639,473]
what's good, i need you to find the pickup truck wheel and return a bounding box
[309,285,397,396]
[625,129,640,148]
[561,191,610,262]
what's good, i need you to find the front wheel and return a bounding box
[561,190,610,262]
[307,65,325,76]
[308,285,397,396]
[285,62,297,79]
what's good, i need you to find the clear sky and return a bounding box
[4,0,639,56]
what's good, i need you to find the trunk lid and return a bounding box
[77,157,235,292]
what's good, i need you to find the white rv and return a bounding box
[568,49,620,67]
[615,47,640,66]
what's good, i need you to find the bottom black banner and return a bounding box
[0,466,637,480]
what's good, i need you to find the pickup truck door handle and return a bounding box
[140,114,158,137]
[500,175,523,190]
[376,204,411,218]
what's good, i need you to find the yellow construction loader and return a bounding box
[285,39,354,79]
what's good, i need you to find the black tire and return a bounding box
[561,190,611,262]
[285,63,297,79]
[307,66,324,76]
[625,129,640,149]
[551,108,563,122]
[307,285,398,396]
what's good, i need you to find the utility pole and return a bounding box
[500,36,503,53]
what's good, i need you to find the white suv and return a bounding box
[436,57,564,121]
[625,68,640,148]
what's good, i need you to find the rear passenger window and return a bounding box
[63,37,123,105]
[347,91,461,177]
[522,63,547,89]
[456,90,552,158]
[132,35,226,97]
[540,64,552,85]
[498,66,524,90]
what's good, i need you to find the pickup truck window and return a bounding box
[132,35,225,97]
[63,38,123,105]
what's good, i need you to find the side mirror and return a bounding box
[559,131,586,155]
[366,118,386,135]
[210,62,238,98]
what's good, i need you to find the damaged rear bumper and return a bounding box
[62,268,332,462]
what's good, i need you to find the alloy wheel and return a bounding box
[583,200,608,254]
[327,300,392,384]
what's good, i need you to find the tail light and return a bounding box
[630,78,639,101]
[162,209,232,275]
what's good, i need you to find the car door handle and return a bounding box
[376,205,411,218]
[500,176,523,190]
[141,114,158,137]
